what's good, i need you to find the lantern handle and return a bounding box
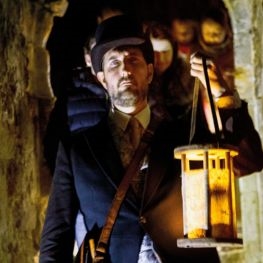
[189,78,200,144]
[202,56,224,144]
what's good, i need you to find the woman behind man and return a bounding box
[198,6,235,90]
[145,21,195,120]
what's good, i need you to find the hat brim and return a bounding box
[91,37,145,74]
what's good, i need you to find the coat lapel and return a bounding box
[82,123,139,208]
[82,123,123,186]
[141,119,181,211]
[142,144,171,210]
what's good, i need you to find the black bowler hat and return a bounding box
[91,15,153,74]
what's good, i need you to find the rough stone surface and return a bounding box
[0,1,67,262]
[222,0,263,262]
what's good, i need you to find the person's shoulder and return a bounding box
[67,68,110,134]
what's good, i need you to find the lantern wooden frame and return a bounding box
[174,144,243,248]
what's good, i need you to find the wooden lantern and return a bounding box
[174,144,243,248]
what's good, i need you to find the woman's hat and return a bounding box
[91,15,153,74]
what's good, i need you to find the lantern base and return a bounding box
[177,238,243,248]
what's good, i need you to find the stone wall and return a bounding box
[0,1,67,262]
[221,0,263,262]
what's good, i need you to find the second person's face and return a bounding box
[201,19,227,45]
[151,38,174,75]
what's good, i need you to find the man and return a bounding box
[39,15,263,263]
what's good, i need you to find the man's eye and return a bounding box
[109,60,120,68]
[128,57,140,64]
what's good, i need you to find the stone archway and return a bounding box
[0,1,68,262]
[223,1,263,262]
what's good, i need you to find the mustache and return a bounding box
[117,76,134,86]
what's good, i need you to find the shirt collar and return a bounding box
[109,105,151,132]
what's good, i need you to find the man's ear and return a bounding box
[84,53,92,68]
[96,72,107,89]
[147,64,154,84]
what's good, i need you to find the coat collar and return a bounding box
[109,105,151,131]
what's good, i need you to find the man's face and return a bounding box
[151,38,173,75]
[201,19,227,45]
[97,46,153,114]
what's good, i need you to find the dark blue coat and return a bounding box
[39,96,263,262]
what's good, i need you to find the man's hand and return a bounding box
[190,52,241,109]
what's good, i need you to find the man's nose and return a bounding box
[121,62,132,77]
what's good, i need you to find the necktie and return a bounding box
[127,116,144,150]
[126,117,146,197]
[109,115,145,170]
[112,116,144,168]
[110,116,146,195]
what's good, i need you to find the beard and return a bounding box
[107,76,149,109]
[112,90,140,107]
[111,89,147,108]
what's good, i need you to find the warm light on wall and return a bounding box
[174,144,243,248]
